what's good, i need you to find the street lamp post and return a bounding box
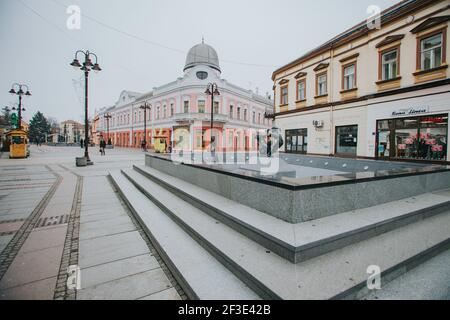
[139,102,151,152]
[104,113,112,145]
[70,50,102,165]
[205,83,220,160]
[9,84,31,130]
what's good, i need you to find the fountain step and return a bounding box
[133,164,450,264]
[118,168,450,300]
[109,171,260,300]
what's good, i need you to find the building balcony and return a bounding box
[173,112,229,123]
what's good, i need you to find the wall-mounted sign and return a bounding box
[391,107,429,117]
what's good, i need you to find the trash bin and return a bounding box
[76,157,87,167]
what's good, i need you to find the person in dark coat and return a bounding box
[99,138,106,156]
[267,134,272,158]
[80,138,84,149]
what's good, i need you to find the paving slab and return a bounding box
[20,225,68,254]
[0,221,24,233]
[0,276,57,300]
[77,269,173,300]
[79,216,137,240]
[80,211,127,224]
[78,231,150,269]
[80,254,160,289]
[0,245,64,290]
[139,287,181,300]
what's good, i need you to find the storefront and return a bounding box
[376,114,448,162]
[335,125,358,157]
[285,129,308,154]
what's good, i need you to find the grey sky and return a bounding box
[0,0,398,123]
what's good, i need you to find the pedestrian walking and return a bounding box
[100,138,106,156]
[80,138,84,149]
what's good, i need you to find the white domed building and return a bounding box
[96,41,273,154]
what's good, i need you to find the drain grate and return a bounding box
[0,218,26,225]
[34,215,69,229]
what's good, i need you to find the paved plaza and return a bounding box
[0,145,449,300]
[0,145,184,300]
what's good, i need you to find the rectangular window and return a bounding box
[244,109,247,121]
[156,107,160,119]
[213,101,219,114]
[163,106,167,118]
[343,64,356,90]
[317,74,327,96]
[170,103,174,116]
[280,86,288,105]
[184,101,189,113]
[237,107,241,120]
[297,80,306,101]
[381,49,398,80]
[229,105,233,118]
[258,113,261,125]
[198,100,205,113]
[252,111,256,123]
[421,33,443,70]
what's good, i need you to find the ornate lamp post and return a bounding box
[104,113,112,145]
[9,84,31,130]
[205,83,220,159]
[139,102,151,152]
[70,50,101,165]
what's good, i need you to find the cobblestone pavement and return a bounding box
[0,145,184,300]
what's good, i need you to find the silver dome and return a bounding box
[184,42,221,72]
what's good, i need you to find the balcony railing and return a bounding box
[173,113,229,123]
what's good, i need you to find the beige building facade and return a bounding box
[273,0,450,163]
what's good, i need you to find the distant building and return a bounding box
[95,41,273,152]
[60,120,84,144]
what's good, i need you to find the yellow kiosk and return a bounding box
[154,136,168,153]
[7,129,29,159]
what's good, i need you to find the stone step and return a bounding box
[108,171,260,300]
[121,168,450,299]
[133,165,450,263]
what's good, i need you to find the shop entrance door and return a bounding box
[335,125,358,157]
[285,129,308,154]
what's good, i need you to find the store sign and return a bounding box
[391,107,429,117]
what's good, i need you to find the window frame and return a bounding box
[341,62,357,91]
[378,46,400,81]
[183,100,190,114]
[280,85,289,106]
[198,100,206,114]
[416,28,447,71]
[296,79,306,101]
[316,72,328,97]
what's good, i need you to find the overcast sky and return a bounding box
[0,0,398,123]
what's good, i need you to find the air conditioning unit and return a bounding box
[313,120,324,128]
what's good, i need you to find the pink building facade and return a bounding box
[96,42,273,153]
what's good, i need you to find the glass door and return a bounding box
[285,129,308,154]
[335,125,358,157]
